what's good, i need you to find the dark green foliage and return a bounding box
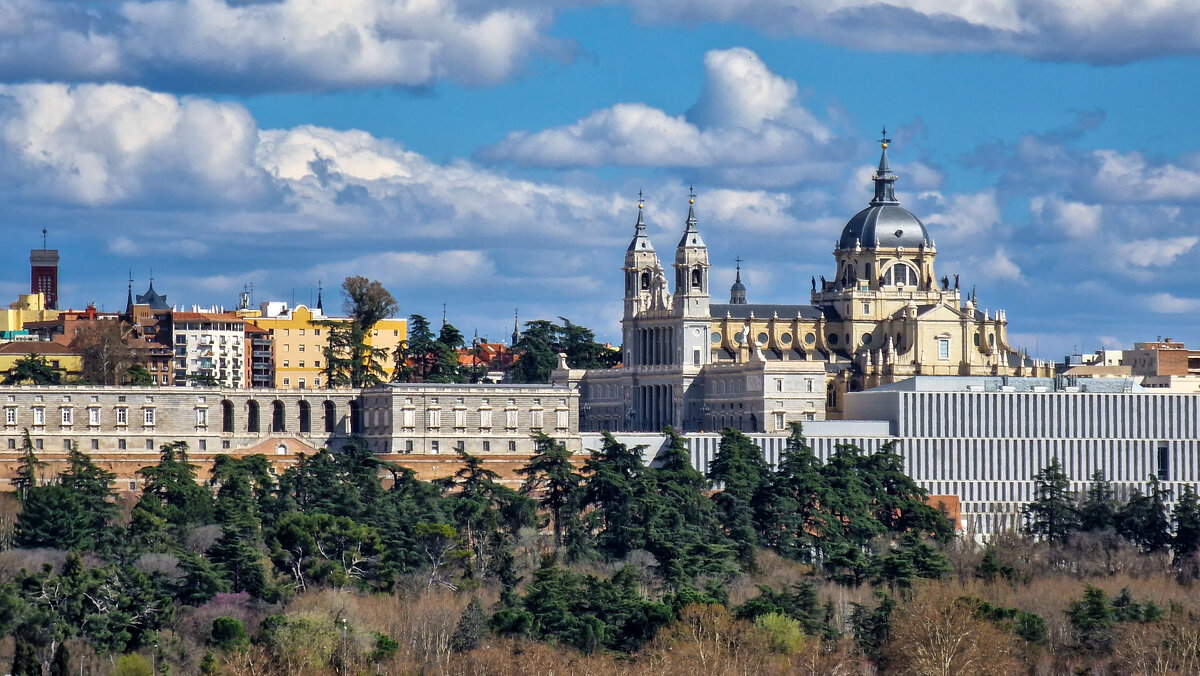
[174,552,228,606]
[1077,469,1117,532]
[509,318,618,383]
[207,525,270,598]
[49,641,69,676]
[1023,458,1078,543]
[960,597,1047,644]
[134,441,213,539]
[12,430,45,501]
[974,543,1016,583]
[754,423,825,562]
[708,428,772,567]
[1066,585,1116,652]
[1116,476,1172,553]
[869,532,951,589]
[519,434,582,546]
[371,633,400,661]
[450,597,488,653]
[849,592,896,664]
[268,512,391,591]
[199,652,219,676]
[11,639,40,676]
[734,580,835,639]
[580,433,648,560]
[4,353,62,385]
[210,617,249,652]
[14,484,93,550]
[1173,485,1200,563]
[323,276,397,388]
[500,562,672,653]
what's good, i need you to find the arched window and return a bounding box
[323,401,336,433]
[272,400,286,432]
[298,401,311,434]
[884,263,918,287]
[640,272,650,290]
[691,267,702,289]
[246,400,260,433]
[221,400,234,433]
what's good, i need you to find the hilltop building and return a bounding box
[560,133,1051,432]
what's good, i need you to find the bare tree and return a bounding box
[73,320,138,385]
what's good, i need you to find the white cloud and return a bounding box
[976,248,1022,282]
[477,47,842,176]
[1146,292,1200,314]
[311,250,498,287]
[918,190,1002,243]
[0,0,557,92]
[1029,195,1103,238]
[1113,237,1198,268]
[109,236,210,258]
[1091,150,1200,203]
[624,0,1200,65]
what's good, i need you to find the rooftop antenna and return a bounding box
[41,228,47,249]
[442,302,447,327]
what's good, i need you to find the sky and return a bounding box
[2,0,1200,359]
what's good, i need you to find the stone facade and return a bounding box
[358,383,580,455]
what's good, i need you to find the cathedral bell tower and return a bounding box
[623,192,662,320]
[673,188,710,319]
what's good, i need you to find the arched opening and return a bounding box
[691,267,702,289]
[884,263,918,287]
[221,400,234,433]
[749,413,758,433]
[298,401,311,434]
[246,400,260,433]
[271,400,286,433]
[349,399,362,435]
[323,401,336,433]
[640,272,650,290]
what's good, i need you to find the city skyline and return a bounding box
[1,2,1199,356]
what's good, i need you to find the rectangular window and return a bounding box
[89,408,100,425]
[505,409,518,429]
[61,408,73,425]
[298,329,305,336]
[937,338,950,360]
[32,408,44,426]
[116,408,128,425]
[199,439,207,451]
[298,361,305,368]
[298,379,306,389]
[405,440,414,453]
[454,409,466,428]
[456,440,465,452]
[299,345,305,352]
[693,349,701,366]
[197,409,208,427]
[556,409,568,429]
[62,439,71,450]
[774,412,785,430]
[144,409,155,426]
[5,408,14,425]
[283,360,289,368]
[283,378,290,386]
[863,303,870,314]
[90,439,98,450]
[118,439,126,450]
[1158,444,1170,481]
[431,440,439,453]
[482,440,491,453]
[508,440,517,452]
[34,438,43,450]
[428,409,441,429]
[401,409,415,428]
[145,439,154,450]
[6,438,13,449]
[776,379,783,392]
[479,409,492,429]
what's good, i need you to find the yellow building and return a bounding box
[0,341,83,381]
[248,304,407,389]
[0,293,60,335]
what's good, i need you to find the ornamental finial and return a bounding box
[879,126,891,149]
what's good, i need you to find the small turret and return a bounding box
[673,187,710,318]
[729,257,747,304]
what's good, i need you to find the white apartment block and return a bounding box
[171,312,246,388]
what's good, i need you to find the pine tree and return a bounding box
[1173,485,1200,564]
[518,434,582,546]
[1023,458,1078,543]
[1116,476,1172,552]
[59,441,118,545]
[11,639,41,676]
[581,433,648,559]
[708,428,771,567]
[12,429,46,501]
[1077,469,1118,532]
[450,597,488,653]
[14,483,91,549]
[755,423,826,562]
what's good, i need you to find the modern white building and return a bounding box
[170,312,246,387]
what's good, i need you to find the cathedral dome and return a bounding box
[838,129,931,251]
[838,204,929,250]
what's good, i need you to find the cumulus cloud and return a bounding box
[0,0,558,92]
[1146,292,1200,314]
[1029,195,1103,238]
[1113,237,1198,268]
[477,47,847,180]
[624,0,1200,65]
[917,190,1002,243]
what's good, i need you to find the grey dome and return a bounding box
[838,204,929,250]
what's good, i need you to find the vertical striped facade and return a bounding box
[587,380,1200,536]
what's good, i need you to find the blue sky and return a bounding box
[1,0,1199,358]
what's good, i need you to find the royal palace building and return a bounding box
[560,133,1052,433]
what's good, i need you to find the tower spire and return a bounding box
[511,308,520,346]
[125,269,134,315]
[627,189,655,252]
[871,127,899,206]
[316,280,323,312]
[729,256,747,304]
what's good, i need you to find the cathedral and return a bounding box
[555,133,1052,433]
